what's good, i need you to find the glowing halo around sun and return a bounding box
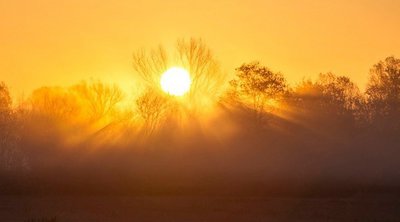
[160,67,191,96]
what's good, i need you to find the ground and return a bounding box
[1,195,400,222]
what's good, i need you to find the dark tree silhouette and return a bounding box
[0,82,27,171]
[366,56,400,131]
[290,73,364,134]
[229,61,288,124]
[317,73,364,122]
[0,82,14,151]
[0,82,12,123]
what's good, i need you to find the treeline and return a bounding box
[0,39,400,194]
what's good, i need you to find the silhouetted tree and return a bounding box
[290,73,364,136]
[0,82,12,123]
[176,38,225,104]
[136,89,170,135]
[132,38,226,113]
[30,87,80,121]
[317,73,364,122]
[72,80,124,121]
[0,82,27,171]
[132,46,169,88]
[0,82,14,152]
[229,61,288,124]
[366,56,400,131]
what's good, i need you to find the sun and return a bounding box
[160,67,191,96]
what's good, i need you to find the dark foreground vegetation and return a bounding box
[1,195,400,222]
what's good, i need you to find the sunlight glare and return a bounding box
[160,67,191,96]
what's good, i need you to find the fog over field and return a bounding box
[1,38,400,222]
[2,0,400,221]
[1,40,400,197]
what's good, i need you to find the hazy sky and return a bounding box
[1,0,400,96]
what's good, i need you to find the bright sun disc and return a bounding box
[160,67,191,96]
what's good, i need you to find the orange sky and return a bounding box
[1,0,400,97]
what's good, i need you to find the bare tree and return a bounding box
[30,87,80,121]
[136,89,170,135]
[72,80,124,121]
[132,38,226,114]
[176,38,225,102]
[132,46,169,88]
